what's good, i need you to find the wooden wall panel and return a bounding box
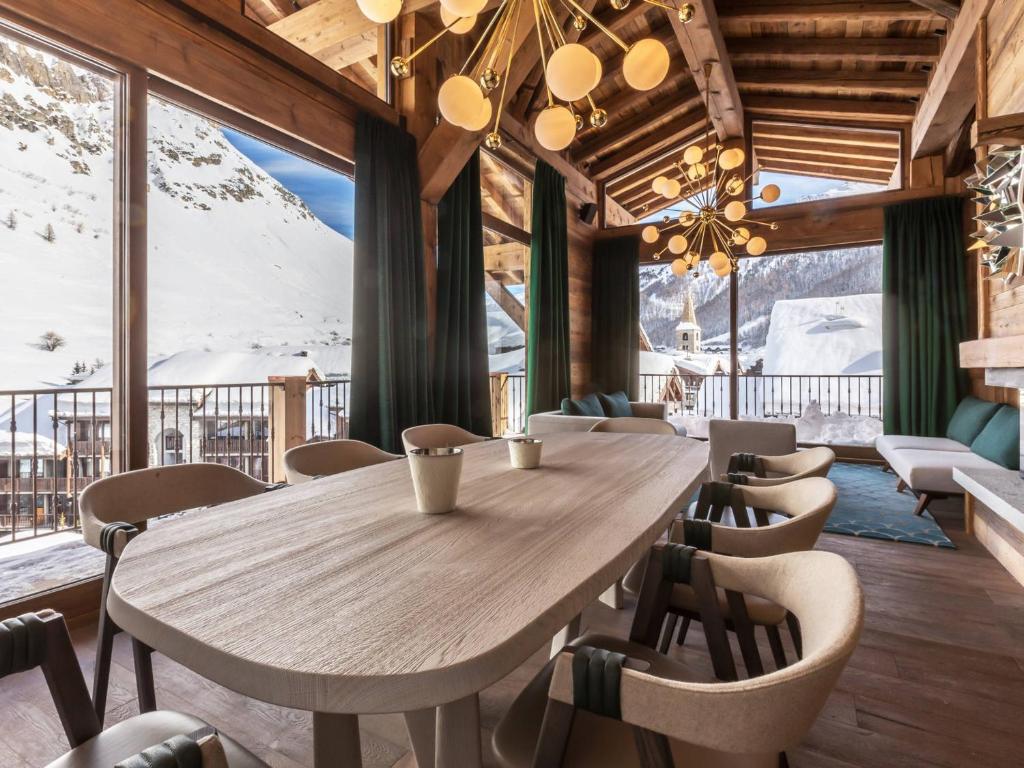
[568,210,596,398]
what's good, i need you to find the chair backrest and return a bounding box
[283,439,401,484]
[588,417,677,435]
[708,419,796,480]
[679,476,837,557]
[401,423,488,453]
[727,446,835,486]
[551,550,863,756]
[80,463,269,552]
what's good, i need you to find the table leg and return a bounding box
[435,694,482,768]
[404,707,436,768]
[599,578,624,609]
[550,612,582,658]
[313,712,361,767]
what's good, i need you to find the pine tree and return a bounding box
[42,223,55,243]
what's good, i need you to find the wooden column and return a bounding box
[269,376,307,482]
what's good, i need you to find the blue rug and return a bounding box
[824,463,955,549]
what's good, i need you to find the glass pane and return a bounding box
[753,170,887,208]
[638,264,733,439]
[147,95,355,480]
[0,28,115,597]
[737,245,884,445]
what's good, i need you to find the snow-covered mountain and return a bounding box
[0,40,353,390]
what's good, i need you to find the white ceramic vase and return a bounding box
[408,447,464,514]
[508,437,543,469]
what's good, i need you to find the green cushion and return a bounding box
[561,393,604,417]
[946,396,1002,446]
[970,405,1020,470]
[598,391,633,418]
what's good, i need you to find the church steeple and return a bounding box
[682,288,697,326]
[675,286,702,354]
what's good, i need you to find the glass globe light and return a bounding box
[746,236,767,256]
[732,226,751,245]
[440,6,476,33]
[438,75,484,128]
[724,200,747,222]
[547,44,602,102]
[357,0,402,23]
[719,147,745,170]
[671,258,687,276]
[683,250,699,267]
[622,38,670,91]
[713,260,733,277]
[682,144,703,165]
[686,162,707,181]
[760,183,781,203]
[484,131,502,150]
[641,225,659,243]
[534,105,576,150]
[440,0,486,17]
[708,250,729,270]
[663,178,681,199]
[668,235,688,254]
[679,211,695,226]
[463,96,492,132]
[652,175,669,196]
[726,176,744,196]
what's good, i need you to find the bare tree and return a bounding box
[37,331,66,351]
[4,211,14,230]
[42,223,55,243]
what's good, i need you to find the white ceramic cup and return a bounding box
[508,437,543,469]
[408,447,464,514]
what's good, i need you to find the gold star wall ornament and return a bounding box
[966,146,1024,286]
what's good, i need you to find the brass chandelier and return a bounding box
[356,0,698,152]
[640,65,781,279]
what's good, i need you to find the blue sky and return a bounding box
[222,128,356,239]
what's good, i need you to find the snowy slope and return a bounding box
[0,41,353,390]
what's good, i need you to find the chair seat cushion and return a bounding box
[45,711,266,768]
[598,391,633,418]
[970,405,1020,471]
[670,583,787,627]
[886,448,1001,494]
[492,633,775,768]
[875,434,971,454]
[562,393,604,418]
[946,396,1002,446]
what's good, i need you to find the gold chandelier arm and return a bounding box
[530,0,556,106]
[459,0,512,76]
[540,0,568,47]
[538,0,564,60]
[641,0,680,10]
[492,0,524,133]
[404,19,460,65]
[563,0,630,51]
[484,0,519,73]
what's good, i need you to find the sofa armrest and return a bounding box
[629,401,667,420]
[527,412,607,435]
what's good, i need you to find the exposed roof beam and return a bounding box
[909,0,960,19]
[757,150,896,173]
[669,0,744,140]
[485,273,526,330]
[499,112,597,204]
[726,36,941,63]
[759,160,893,184]
[577,1,651,48]
[575,93,704,162]
[745,95,917,123]
[754,139,900,162]
[735,68,928,97]
[589,113,707,180]
[911,0,993,157]
[483,213,531,245]
[716,1,942,21]
[751,122,901,148]
[576,76,697,144]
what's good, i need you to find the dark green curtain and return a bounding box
[882,195,968,436]
[434,150,492,435]
[525,160,570,418]
[349,112,433,453]
[591,235,640,399]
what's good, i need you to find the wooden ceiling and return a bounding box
[244,0,961,218]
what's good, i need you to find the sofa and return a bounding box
[875,396,1020,515]
[526,391,686,436]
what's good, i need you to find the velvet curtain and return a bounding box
[525,160,571,418]
[349,112,433,453]
[434,151,492,436]
[882,195,968,436]
[591,235,640,399]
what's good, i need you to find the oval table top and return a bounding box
[107,431,708,714]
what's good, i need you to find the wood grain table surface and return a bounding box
[107,432,708,766]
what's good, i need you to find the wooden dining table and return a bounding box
[106,431,708,768]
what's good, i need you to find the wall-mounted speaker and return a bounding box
[579,202,598,225]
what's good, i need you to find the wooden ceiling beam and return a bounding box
[483,212,531,245]
[735,68,928,97]
[669,0,744,140]
[590,113,708,181]
[716,1,943,21]
[578,1,652,49]
[745,95,917,123]
[575,93,704,162]
[485,274,526,331]
[909,0,960,19]
[751,122,901,148]
[753,139,900,162]
[757,150,896,173]
[576,76,697,144]
[911,0,993,157]
[759,160,893,184]
[726,36,941,63]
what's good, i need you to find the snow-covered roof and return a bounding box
[0,431,65,458]
[489,347,525,373]
[675,321,700,331]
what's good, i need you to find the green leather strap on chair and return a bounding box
[100,522,138,557]
[682,518,713,551]
[728,452,765,477]
[661,543,698,584]
[725,472,749,485]
[0,612,46,678]
[571,645,626,720]
[708,481,735,509]
[114,733,203,768]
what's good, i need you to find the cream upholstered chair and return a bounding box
[589,417,678,436]
[664,477,837,663]
[80,463,272,724]
[0,609,266,767]
[283,438,400,483]
[708,419,797,480]
[492,549,863,768]
[401,423,488,453]
[725,446,835,486]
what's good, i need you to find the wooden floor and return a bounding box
[3,498,1024,767]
